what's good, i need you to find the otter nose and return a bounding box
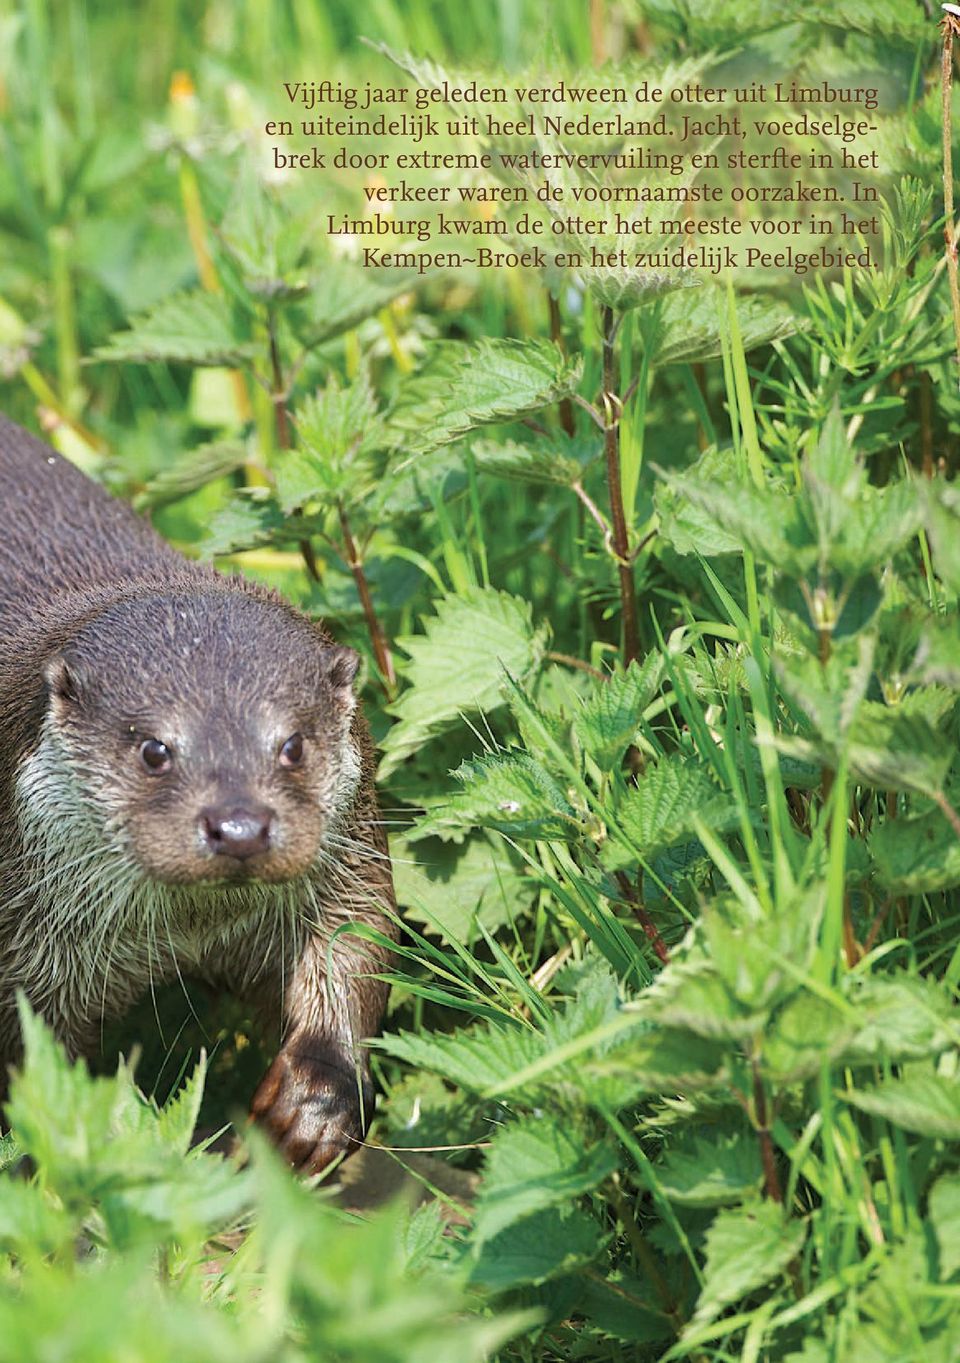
[200,805,274,860]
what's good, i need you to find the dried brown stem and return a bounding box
[546,650,607,682]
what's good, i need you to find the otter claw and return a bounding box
[251,1045,373,1175]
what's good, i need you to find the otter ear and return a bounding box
[44,653,85,708]
[323,646,360,704]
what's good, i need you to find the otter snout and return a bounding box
[199,804,274,861]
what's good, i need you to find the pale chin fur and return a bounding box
[2,717,362,1048]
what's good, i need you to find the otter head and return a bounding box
[39,591,361,887]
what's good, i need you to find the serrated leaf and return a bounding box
[649,286,797,367]
[843,1072,960,1138]
[132,440,249,512]
[392,831,536,944]
[474,1117,618,1245]
[471,433,592,487]
[659,1132,763,1207]
[276,372,381,512]
[657,469,808,572]
[764,976,958,1082]
[912,623,960,689]
[199,492,290,557]
[927,481,960,595]
[374,1020,547,1095]
[95,290,253,366]
[0,1180,71,1256]
[302,261,429,346]
[580,1271,672,1344]
[616,756,738,859]
[411,752,584,843]
[379,588,548,776]
[929,1173,960,1280]
[574,655,665,772]
[583,1024,728,1104]
[846,698,955,797]
[693,1202,807,1324]
[471,1205,605,1290]
[386,339,582,459]
[156,1054,207,1156]
[870,807,960,894]
[655,445,747,557]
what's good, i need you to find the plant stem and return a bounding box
[934,788,960,841]
[615,872,669,965]
[266,307,319,584]
[601,305,640,665]
[176,149,253,428]
[751,1058,782,1204]
[942,12,960,388]
[545,651,606,682]
[338,502,396,695]
[548,293,575,437]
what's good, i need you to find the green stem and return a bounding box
[601,305,640,665]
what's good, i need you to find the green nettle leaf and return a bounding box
[765,975,959,1082]
[379,588,549,775]
[929,1173,960,1280]
[912,622,960,689]
[94,289,254,366]
[473,1116,618,1245]
[132,440,249,512]
[843,1072,960,1138]
[692,1202,807,1325]
[470,1205,606,1290]
[374,1020,548,1096]
[584,1023,728,1103]
[579,1271,673,1345]
[155,1053,207,1156]
[412,751,584,843]
[773,635,875,749]
[658,1131,763,1207]
[392,831,536,944]
[845,695,955,796]
[0,1179,71,1256]
[654,445,747,557]
[385,339,583,459]
[658,415,920,584]
[657,469,804,572]
[870,807,960,894]
[199,492,292,556]
[573,655,666,771]
[616,756,738,860]
[276,371,381,512]
[927,481,960,595]
[647,286,797,367]
[470,432,595,487]
[301,261,428,346]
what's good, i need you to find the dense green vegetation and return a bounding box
[3,1,960,1360]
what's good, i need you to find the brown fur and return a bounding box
[0,413,397,1172]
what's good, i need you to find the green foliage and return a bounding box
[386,339,583,457]
[0,1004,525,1363]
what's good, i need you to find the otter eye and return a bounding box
[279,733,304,768]
[139,738,172,774]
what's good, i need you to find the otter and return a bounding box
[0,412,397,1173]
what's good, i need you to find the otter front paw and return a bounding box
[250,1044,374,1174]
